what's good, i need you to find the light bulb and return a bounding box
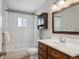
[58,0,65,6]
[61,0,70,8]
[52,4,57,10]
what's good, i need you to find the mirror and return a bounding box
[52,2,79,34]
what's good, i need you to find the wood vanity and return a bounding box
[38,42,79,59]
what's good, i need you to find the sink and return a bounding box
[48,39,77,48]
[50,40,79,50]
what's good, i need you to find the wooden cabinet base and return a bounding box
[38,42,79,59]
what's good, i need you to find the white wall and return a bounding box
[37,0,79,41]
[6,12,35,51]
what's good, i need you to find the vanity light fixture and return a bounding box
[52,0,66,10]
[72,0,79,3]
[52,1,58,10]
[52,4,57,10]
[52,0,79,12]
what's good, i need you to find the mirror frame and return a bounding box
[52,2,79,35]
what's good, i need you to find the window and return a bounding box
[18,17,27,28]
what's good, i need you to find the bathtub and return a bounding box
[6,48,29,59]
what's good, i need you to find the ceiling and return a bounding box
[6,0,47,12]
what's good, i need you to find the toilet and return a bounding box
[27,47,38,59]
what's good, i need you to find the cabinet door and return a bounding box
[39,42,47,51]
[39,54,46,59]
[39,48,46,57]
[48,47,69,59]
[74,56,79,59]
[38,42,48,59]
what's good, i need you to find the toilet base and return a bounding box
[29,54,38,59]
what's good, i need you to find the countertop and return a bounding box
[38,39,79,57]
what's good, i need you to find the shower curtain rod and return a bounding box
[5,9,38,15]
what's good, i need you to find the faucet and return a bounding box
[59,37,66,43]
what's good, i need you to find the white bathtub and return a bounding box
[6,48,29,59]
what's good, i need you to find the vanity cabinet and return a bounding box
[38,42,79,59]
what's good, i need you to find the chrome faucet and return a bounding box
[59,37,66,43]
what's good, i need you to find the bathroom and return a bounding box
[0,0,79,59]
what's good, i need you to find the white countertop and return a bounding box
[38,39,79,57]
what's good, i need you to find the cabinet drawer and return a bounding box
[39,42,47,51]
[39,48,47,58]
[48,47,69,59]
